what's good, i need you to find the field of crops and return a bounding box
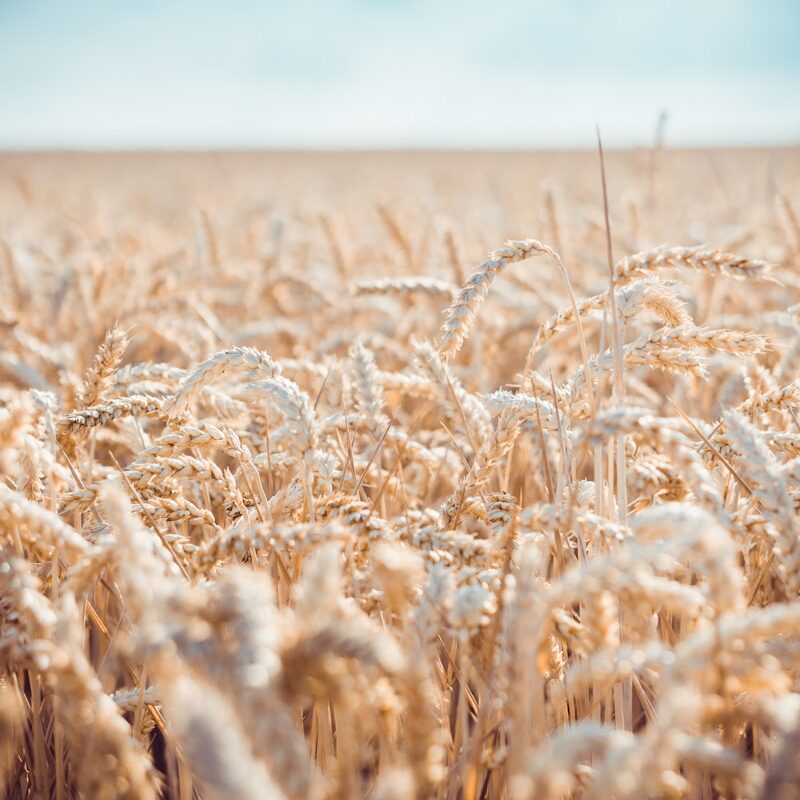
[1,148,800,799]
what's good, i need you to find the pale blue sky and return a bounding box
[1,0,798,148]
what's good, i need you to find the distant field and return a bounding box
[1,148,800,799]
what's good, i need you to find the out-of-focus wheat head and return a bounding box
[0,149,799,799]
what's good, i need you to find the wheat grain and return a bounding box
[439,239,558,358]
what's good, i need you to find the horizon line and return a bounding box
[2,141,799,156]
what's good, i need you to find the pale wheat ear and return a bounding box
[76,323,131,408]
[167,346,280,418]
[352,275,457,300]
[615,244,774,284]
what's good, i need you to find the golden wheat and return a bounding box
[0,148,799,799]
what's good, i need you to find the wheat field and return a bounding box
[1,148,800,799]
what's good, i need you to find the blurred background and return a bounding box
[1,0,798,150]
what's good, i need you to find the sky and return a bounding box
[0,0,799,149]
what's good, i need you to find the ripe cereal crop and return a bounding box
[1,148,800,799]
